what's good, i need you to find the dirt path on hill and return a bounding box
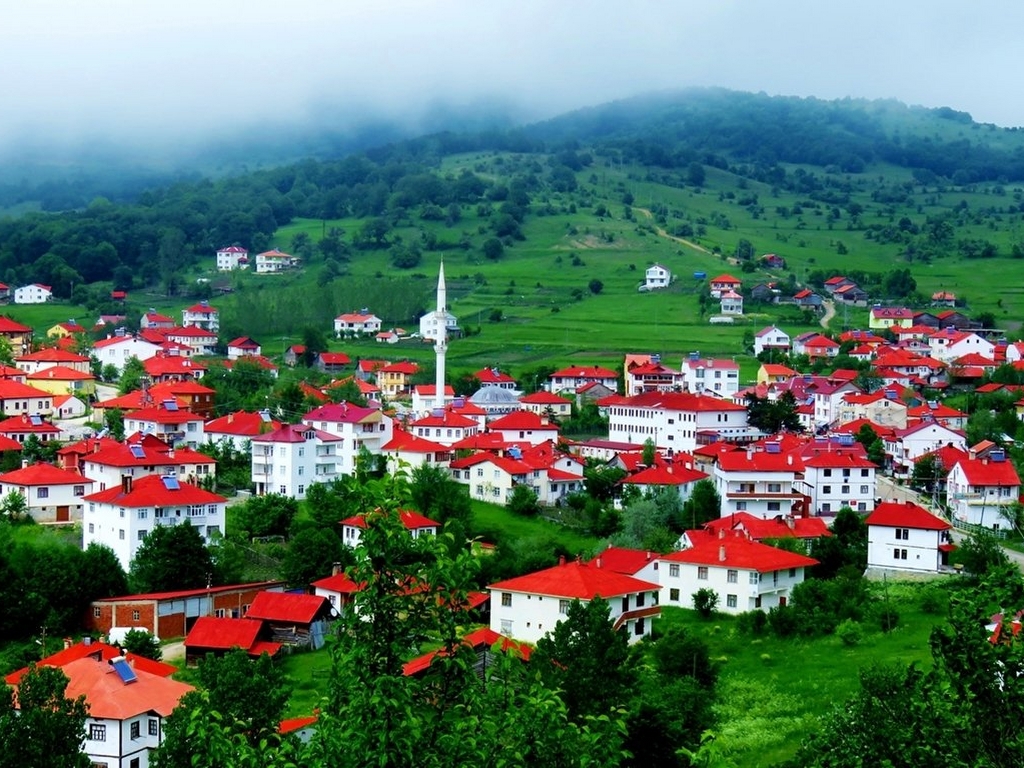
[820,299,836,329]
[634,207,717,257]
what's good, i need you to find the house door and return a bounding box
[779,596,787,607]
[55,506,70,522]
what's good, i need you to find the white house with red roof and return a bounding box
[83,475,228,569]
[334,310,382,337]
[381,428,452,473]
[302,401,394,475]
[884,421,967,478]
[714,445,805,518]
[660,532,818,614]
[620,461,708,504]
[181,300,219,331]
[409,409,478,447]
[226,336,261,360]
[866,500,955,573]
[0,380,54,416]
[204,410,281,451]
[709,274,742,298]
[792,332,840,359]
[92,334,163,374]
[450,452,535,504]
[487,411,560,446]
[586,546,661,583]
[341,509,439,548]
[251,423,342,498]
[0,463,95,522]
[7,648,192,768]
[13,283,53,303]
[140,310,175,330]
[312,570,362,614]
[624,357,682,396]
[164,326,217,356]
[547,365,618,394]
[144,353,207,384]
[907,401,968,430]
[703,511,829,545]
[838,390,908,429]
[489,557,660,644]
[928,328,994,363]
[606,391,750,452]
[0,413,61,443]
[519,391,573,420]
[947,450,1022,529]
[753,325,791,357]
[868,306,914,330]
[473,367,517,389]
[125,403,205,449]
[15,347,91,375]
[216,245,249,270]
[681,355,740,398]
[411,385,456,413]
[255,249,299,273]
[719,289,744,315]
[80,437,215,491]
[799,443,877,514]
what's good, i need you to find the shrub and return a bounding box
[768,603,799,637]
[836,619,863,647]
[692,588,719,619]
[919,585,949,615]
[878,607,900,633]
[735,610,768,636]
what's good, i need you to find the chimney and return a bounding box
[718,545,726,562]
[63,637,73,650]
[121,475,132,494]
[558,554,566,566]
[596,557,602,568]
[718,528,726,540]
[332,562,342,576]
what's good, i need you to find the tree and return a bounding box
[104,407,125,441]
[744,391,803,433]
[683,480,722,530]
[910,453,943,494]
[641,438,657,467]
[235,494,298,539]
[282,528,347,588]
[531,597,635,722]
[589,278,604,295]
[129,522,214,593]
[854,423,886,467]
[118,356,145,395]
[482,237,504,261]
[0,491,27,520]
[687,162,706,187]
[300,326,328,368]
[809,507,867,579]
[121,628,162,660]
[508,484,540,517]
[0,665,91,768]
[692,588,719,618]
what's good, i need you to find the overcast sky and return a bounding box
[3,0,1024,153]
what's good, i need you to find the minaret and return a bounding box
[433,259,448,411]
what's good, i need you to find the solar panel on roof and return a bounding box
[161,475,180,490]
[163,400,179,411]
[109,657,137,684]
[129,444,146,459]
[29,415,42,426]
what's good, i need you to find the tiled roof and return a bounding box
[382,428,447,453]
[489,559,658,600]
[311,572,362,594]
[866,501,951,531]
[717,450,803,472]
[341,508,439,531]
[252,423,341,444]
[4,640,175,685]
[953,457,1021,487]
[52,656,193,720]
[612,391,747,412]
[82,474,227,507]
[488,411,556,430]
[0,317,31,333]
[26,365,94,381]
[0,415,59,434]
[205,410,282,436]
[662,535,818,572]
[186,616,264,651]
[550,365,618,378]
[622,464,707,486]
[0,463,92,486]
[303,401,379,424]
[710,274,741,284]
[17,348,89,363]
[94,581,285,603]
[586,546,661,575]
[402,627,531,677]
[245,591,331,624]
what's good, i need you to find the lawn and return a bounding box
[658,578,949,766]
[279,642,336,717]
[469,499,602,555]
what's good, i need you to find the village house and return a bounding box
[624,356,682,396]
[0,413,60,443]
[79,436,216,491]
[866,501,955,574]
[928,328,994,363]
[0,316,32,352]
[316,351,352,374]
[410,385,456,413]
[124,402,205,449]
[709,274,742,298]
[251,423,342,499]
[163,326,218,356]
[0,379,56,417]
[868,306,914,330]
[334,310,383,337]
[376,361,420,397]
[487,410,560,446]
[823,276,854,294]
[947,450,1022,529]
[753,326,791,357]
[756,363,796,386]
[91,334,163,374]
[216,245,249,270]
[488,557,660,644]
[244,591,334,650]
[701,512,829,548]
[792,332,840,359]
[620,461,708,504]
[341,509,439,548]
[181,300,219,331]
[380,428,452,473]
[837,390,908,429]
[519,391,573,420]
[419,307,459,341]
[313,569,362,615]
[719,289,744,315]
[833,283,870,304]
[226,336,261,360]
[83,475,228,570]
[659,533,818,614]
[473,367,518,390]
[643,263,671,290]
[302,401,394,475]
[16,347,91,375]
[204,409,281,452]
[885,421,967,478]
[0,463,95,523]
[799,445,877,514]
[793,288,824,309]
[714,445,805,519]
[25,365,96,399]
[53,394,87,419]
[13,283,53,304]
[681,355,740,398]
[450,451,542,505]
[547,365,619,394]
[141,310,175,330]
[906,401,968,430]
[409,409,478,447]
[184,617,279,665]
[607,391,751,452]
[45,319,88,340]
[255,248,299,273]
[143,353,207,383]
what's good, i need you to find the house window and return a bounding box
[138,530,147,541]
[736,501,747,511]
[73,485,85,497]
[132,610,140,621]
[822,485,832,494]
[767,483,781,493]
[636,592,645,607]
[119,529,125,540]
[93,607,101,618]
[726,594,737,608]
[37,487,49,499]
[559,599,570,615]
[823,469,832,477]
[727,569,738,584]
[697,566,708,580]
[279,485,287,494]
[860,485,870,494]
[501,593,512,607]
[841,486,850,494]
[88,523,94,533]
[861,469,870,477]
[89,724,106,741]
[476,468,484,477]
[749,572,760,585]
[138,510,147,520]
[634,617,645,635]
[669,588,680,602]
[767,502,781,512]
[789,568,797,577]
[130,721,140,739]
[894,548,908,560]
[669,564,680,577]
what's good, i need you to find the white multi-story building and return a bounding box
[487,411,560,446]
[753,326,791,357]
[547,365,619,395]
[928,328,994,363]
[91,336,163,375]
[124,404,206,449]
[681,356,740,398]
[866,501,954,573]
[489,557,660,644]
[409,409,478,447]
[947,451,1022,529]
[216,245,249,270]
[799,449,877,515]
[606,391,750,452]
[301,402,394,476]
[884,421,967,478]
[659,533,818,614]
[255,249,299,273]
[644,264,671,290]
[181,301,219,331]
[714,446,805,519]
[335,311,383,337]
[251,423,342,499]
[419,309,458,342]
[80,439,216,491]
[13,283,53,304]
[83,474,228,570]
[204,410,280,452]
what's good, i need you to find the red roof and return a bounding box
[227,336,260,349]
[47,656,193,720]
[245,591,331,624]
[4,640,176,686]
[18,348,89,363]
[865,501,951,531]
[185,616,265,651]
[82,474,227,507]
[341,509,439,531]
[519,391,568,405]
[760,364,796,377]
[311,572,362,595]
[710,274,741,284]
[622,464,707,486]
[718,450,804,473]
[0,317,31,333]
[662,535,818,572]
[94,581,285,603]
[705,512,830,540]
[184,302,218,314]
[253,423,341,444]
[380,361,419,375]
[488,411,557,431]
[489,559,658,600]
[319,352,352,365]
[474,367,516,385]
[402,627,531,677]
[0,463,91,486]
[279,715,318,734]
[953,457,1021,487]
[0,414,59,435]
[612,391,747,412]
[586,547,661,575]
[382,428,447,454]
[303,401,380,424]
[550,365,618,379]
[26,365,94,382]
[205,410,282,436]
